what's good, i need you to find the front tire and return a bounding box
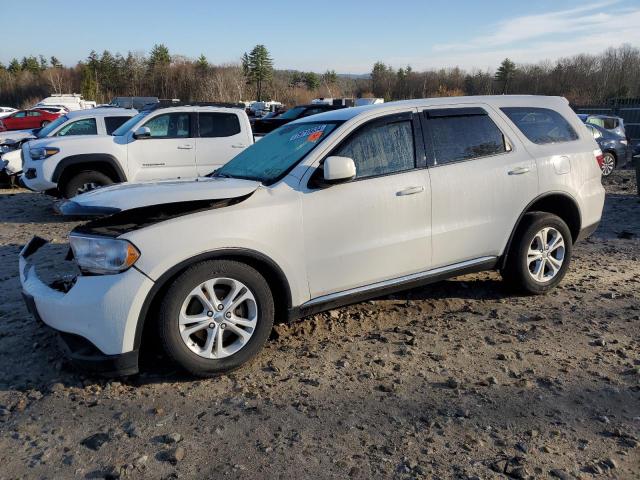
[61,170,114,198]
[501,212,572,294]
[158,260,274,377]
[601,152,616,177]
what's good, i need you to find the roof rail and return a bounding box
[141,100,245,111]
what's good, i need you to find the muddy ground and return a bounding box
[0,170,638,479]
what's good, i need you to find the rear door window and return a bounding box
[198,112,241,137]
[423,108,507,165]
[105,116,133,135]
[501,107,578,144]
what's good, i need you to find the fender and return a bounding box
[132,248,293,351]
[500,191,582,270]
[52,154,127,183]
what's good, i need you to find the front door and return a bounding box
[421,105,538,268]
[127,111,197,181]
[302,111,432,298]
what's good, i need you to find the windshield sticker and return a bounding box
[307,131,323,142]
[289,124,327,142]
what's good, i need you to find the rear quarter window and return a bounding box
[501,107,578,145]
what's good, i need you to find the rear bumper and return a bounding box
[576,220,600,242]
[19,237,154,376]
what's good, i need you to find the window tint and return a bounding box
[143,113,190,138]
[425,113,506,165]
[105,116,133,135]
[28,111,41,117]
[335,119,415,179]
[13,112,26,118]
[501,107,578,144]
[57,118,97,136]
[199,112,241,137]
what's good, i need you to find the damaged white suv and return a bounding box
[20,96,605,377]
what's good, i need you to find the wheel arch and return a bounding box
[133,248,293,352]
[52,154,127,185]
[500,192,581,270]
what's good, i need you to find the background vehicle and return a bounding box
[578,114,626,139]
[34,106,69,115]
[34,94,96,111]
[1,108,137,178]
[0,108,62,131]
[21,95,604,377]
[107,96,159,109]
[585,123,629,176]
[253,103,346,135]
[0,107,17,119]
[20,102,253,197]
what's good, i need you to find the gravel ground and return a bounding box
[0,170,638,479]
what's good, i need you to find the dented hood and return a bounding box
[58,177,262,216]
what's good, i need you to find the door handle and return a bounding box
[177,144,193,150]
[508,167,530,175]
[231,144,246,149]
[396,186,425,196]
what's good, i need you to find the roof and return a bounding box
[291,95,571,124]
[64,107,137,119]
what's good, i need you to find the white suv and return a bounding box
[20,103,253,198]
[20,96,605,377]
[1,108,136,177]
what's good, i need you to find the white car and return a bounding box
[1,108,136,177]
[34,94,96,111]
[20,95,605,377]
[0,107,17,119]
[20,103,253,198]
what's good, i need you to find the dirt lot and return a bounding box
[0,171,638,479]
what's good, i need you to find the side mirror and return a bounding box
[323,156,356,184]
[133,126,151,139]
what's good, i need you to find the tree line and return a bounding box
[1,43,639,109]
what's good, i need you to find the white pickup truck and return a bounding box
[21,103,253,198]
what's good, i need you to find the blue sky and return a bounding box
[3,0,639,73]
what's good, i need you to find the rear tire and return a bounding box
[61,170,114,198]
[158,260,274,377]
[601,152,616,177]
[501,212,572,294]
[40,120,50,128]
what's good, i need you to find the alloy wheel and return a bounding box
[178,277,258,359]
[527,227,565,283]
[601,154,615,176]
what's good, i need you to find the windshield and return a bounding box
[37,115,68,137]
[276,106,306,120]
[215,121,342,185]
[112,111,150,136]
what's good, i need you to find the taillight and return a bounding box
[594,149,604,169]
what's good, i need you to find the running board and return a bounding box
[291,256,498,320]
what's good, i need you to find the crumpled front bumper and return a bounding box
[19,237,155,376]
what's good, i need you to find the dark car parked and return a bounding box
[585,123,629,176]
[253,104,346,135]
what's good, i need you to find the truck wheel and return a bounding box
[158,260,274,377]
[501,212,572,294]
[61,170,114,198]
[600,152,616,177]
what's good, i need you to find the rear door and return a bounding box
[126,111,197,181]
[195,111,249,175]
[421,105,538,268]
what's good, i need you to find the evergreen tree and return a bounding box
[21,56,41,74]
[8,58,21,74]
[303,72,320,90]
[243,45,273,101]
[149,44,171,68]
[50,56,62,68]
[38,55,48,70]
[495,58,517,94]
[81,64,98,100]
[195,54,209,72]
